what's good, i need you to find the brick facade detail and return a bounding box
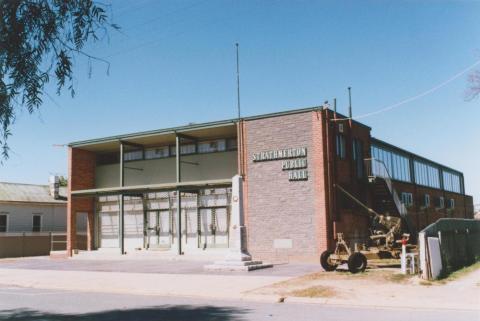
[243,111,328,262]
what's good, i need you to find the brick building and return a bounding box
[67,107,474,262]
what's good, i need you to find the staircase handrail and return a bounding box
[364,158,408,217]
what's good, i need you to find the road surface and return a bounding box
[0,285,477,321]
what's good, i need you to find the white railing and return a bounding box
[365,158,408,217]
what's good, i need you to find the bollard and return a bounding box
[400,238,407,274]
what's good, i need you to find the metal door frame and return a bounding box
[198,205,230,249]
[144,209,172,249]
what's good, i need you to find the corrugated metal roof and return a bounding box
[0,182,66,204]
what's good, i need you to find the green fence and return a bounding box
[420,218,480,278]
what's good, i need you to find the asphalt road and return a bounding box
[0,285,477,321]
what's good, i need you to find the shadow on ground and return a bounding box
[0,305,250,321]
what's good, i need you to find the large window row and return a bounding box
[124,138,237,162]
[372,142,464,194]
[414,160,441,189]
[371,145,411,182]
[443,171,462,193]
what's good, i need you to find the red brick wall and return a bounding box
[391,181,474,232]
[243,111,323,262]
[329,112,372,246]
[67,147,96,255]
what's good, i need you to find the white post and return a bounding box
[401,242,407,274]
[226,175,251,261]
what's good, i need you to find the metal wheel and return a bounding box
[347,252,367,274]
[320,250,338,272]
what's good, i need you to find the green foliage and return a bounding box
[0,0,119,160]
[58,175,67,187]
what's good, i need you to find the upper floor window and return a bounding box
[198,139,226,153]
[421,194,430,209]
[436,196,445,209]
[443,171,462,194]
[352,139,364,178]
[414,160,440,189]
[226,138,238,150]
[336,134,346,159]
[371,144,411,182]
[170,144,196,156]
[124,150,143,161]
[145,146,169,159]
[32,214,42,232]
[447,198,455,209]
[0,213,7,232]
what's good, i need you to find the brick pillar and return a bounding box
[312,110,331,253]
[67,147,96,256]
[87,211,95,250]
[67,198,77,256]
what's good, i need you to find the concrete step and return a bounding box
[204,262,273,272]
[49,250,67,259]
[212,260,264,266]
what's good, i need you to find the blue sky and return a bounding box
[2,0,480,203]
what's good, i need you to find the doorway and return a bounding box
[145,210,172,249]
[199,207,229,249]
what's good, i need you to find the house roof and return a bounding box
[0,182,66,204]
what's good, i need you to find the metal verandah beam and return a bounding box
[175,135,183,255]
[175,133,197,142]
[119,140,144,149]
[119,142,125,255]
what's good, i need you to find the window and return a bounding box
[145,146,169,159]
[371,144,411,182]
[447,199,455,209]
[169,144,196,156]
[422,194,430,209]
[436,197,445,209]
[0,213,7,232]
[401,192,413,207]
[443,171,462,194]
[124,150,143,161]
[414,160,440,189]
[352,139,364,178]
[226,138,238,150]
[32,214,42,232]
[336,134,346,159]
[180,144,196,155]
[198,139,226,153]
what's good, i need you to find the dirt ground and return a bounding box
[248,263,480,310]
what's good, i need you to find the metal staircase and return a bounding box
[364,158,416,236]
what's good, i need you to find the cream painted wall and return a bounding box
[96,151,238,188]
[0,202,74,232]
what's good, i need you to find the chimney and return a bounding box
[49,175,60,200]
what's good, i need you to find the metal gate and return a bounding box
[199,206,230,248]
[145,210,171,249]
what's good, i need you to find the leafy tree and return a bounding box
[58,175,67,187]
[0,0,119,160]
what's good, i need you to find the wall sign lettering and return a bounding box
[252,147,308,181]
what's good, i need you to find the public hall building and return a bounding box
[67,106,474,262]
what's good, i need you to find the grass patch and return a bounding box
[288,286,336,298]
[436,260,480,283]
[419,280,433,286]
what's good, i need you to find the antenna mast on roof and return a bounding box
[236,43,241,120]
[348,87,352,119]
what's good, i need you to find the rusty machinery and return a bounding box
[320,184,415,273]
